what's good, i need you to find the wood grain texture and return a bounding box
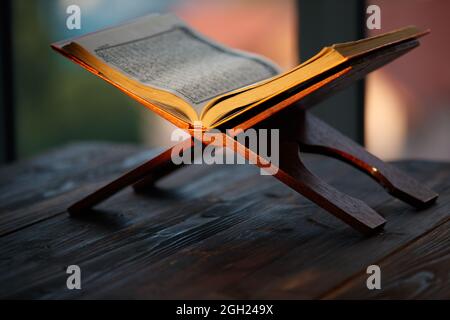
[322,219,450,299]
[0,143,449,299]
[0,143,162,236]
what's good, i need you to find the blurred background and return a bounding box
[1,0,449,162]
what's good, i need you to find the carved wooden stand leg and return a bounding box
[68,110,438,235]
[296,112,438,208]
[67,138,193,214]
[269,141,387,234]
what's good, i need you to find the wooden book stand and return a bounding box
[67,38,439,235]
[68,106,438,234]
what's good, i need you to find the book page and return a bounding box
[71,14,280,114]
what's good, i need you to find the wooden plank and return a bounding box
[0,142,140,212]
[0,162,276,298]
[0,143,448,299]
[81,161,450,299]
[0,143,162,235]
[322,218,450,299]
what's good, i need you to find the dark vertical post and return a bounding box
[298,0,366,144]
[0,0,15,163]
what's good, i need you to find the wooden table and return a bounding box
[0,142,449,299]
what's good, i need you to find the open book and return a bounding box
[52,14,427,129]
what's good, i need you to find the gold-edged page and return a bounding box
[202,26,425,127]
[202,48,347,127]
[199,46,333,120]
[333,26,425,58]
[65,13,280,127]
